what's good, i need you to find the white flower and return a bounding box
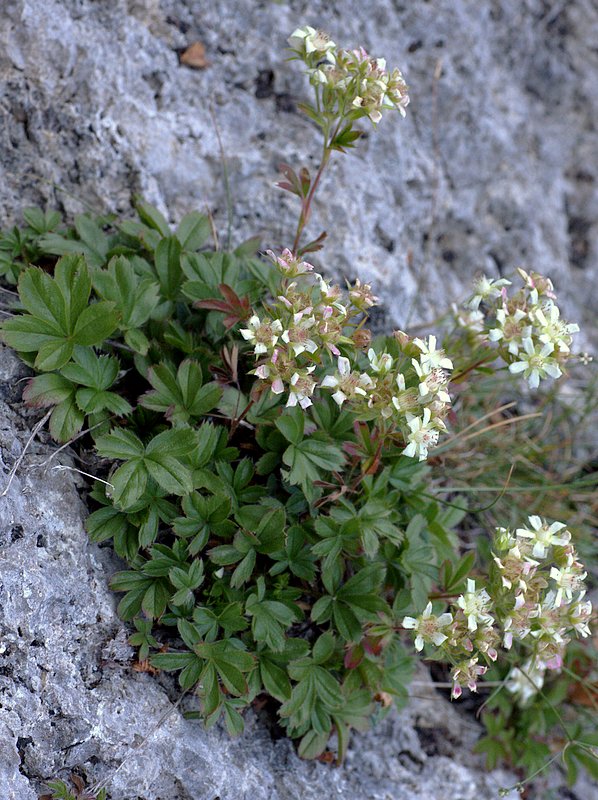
[568,593,592,638]
[281,313,318,356]
[549,564,587,607]
[350,279,378,309]
[391,373,419,415]
[412,335,453,371]
[402,407,440,461]
[532,302,579,353]
[402,602,453,652]
[488,307,531,355]
[505,659,545,706]
[411,361,451,404]
[320,356,373,406]
[318,277,346,314]
[367,348,393,374]
[452,303,485,332]
[286,367,316,409]
[451,657,487,698]
[508,337,562,388]
[468,275,511,310]
[288,26,336,61]
[457,579,494,632]
[515,516,570,559]
[267,248,314,278]
[239,315,283,355]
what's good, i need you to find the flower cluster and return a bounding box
[402,516,592,701]
[240,249,454,460]
[463,269,580,389]
[288,26,409,124]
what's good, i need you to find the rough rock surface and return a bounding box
[0,1,597,798]
[1,0,597,341]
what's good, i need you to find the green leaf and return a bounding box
[260,657,291,701]
[49,396,85,442]
[72,301,118,345]
[154,235,182,299]
[0,315,65,364]
[223,702,245,737]
[23,207,61,234]
[246,593,299,652]
[298,730,329,759]
[93,256,160,331]
[22,373,73,407]
[176,211,211,250]
[61,348,119,389]
[18,267,66,329]
[35,338,74,371]
[230,549,256,589]
[54,254,92,324]
[141,579,171,618]
[134,197,171,236]
[275,406,305,445]
[86,505,128,543]
[145,454,194,496]
[110,460,148,509]
[140,360,221,424]
[74,214,110,264]
[124,327,151,355]
[95,428,145,460]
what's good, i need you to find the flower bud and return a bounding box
[352,327,372,349]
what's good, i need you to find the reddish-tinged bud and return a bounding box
[393,329,410,348]
[352,328,372,349]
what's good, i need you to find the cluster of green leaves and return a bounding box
[39,776,106,800]
[0,202,470,762]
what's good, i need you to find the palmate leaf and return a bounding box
[192,602,248,642]
[311,564,388,643]
[269,525,316,582]
[154,638,255,698]
[281,649,344,734]
[176,210,211,251]
[96,426,196,508]
[140,359,222,424]
[21,373,85,441]
[1,255,118,371]
[246,591,301,652]
[92,255,160,341]
[282,435,345,497]
[38,213,111,268]
[110,570,170,620]
[194,639,255,697]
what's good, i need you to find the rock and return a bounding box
[0,0,596,345]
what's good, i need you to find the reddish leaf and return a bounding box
[195,284,252,330]
[344,643,364,669]
[298,230,327,256]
